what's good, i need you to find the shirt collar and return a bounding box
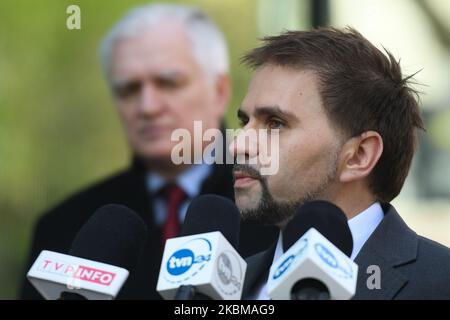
[272,231,284,265]
[347,201,384,260]
[146,164,212,198]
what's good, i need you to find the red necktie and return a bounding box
[161,184,187,249]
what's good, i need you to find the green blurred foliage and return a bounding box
[0,0,260,299]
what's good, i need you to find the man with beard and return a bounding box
[230,28,450,299]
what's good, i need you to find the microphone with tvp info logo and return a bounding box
[267,201,358,300]
[27,204,148,300]
[156,194,247,300]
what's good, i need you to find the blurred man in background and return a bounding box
[19,3,277,299]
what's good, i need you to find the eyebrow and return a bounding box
[111,70,185,88]
[237,105,299,123]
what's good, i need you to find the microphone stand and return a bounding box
[174,285,213,300]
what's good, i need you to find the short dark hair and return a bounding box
[242,27,425,203]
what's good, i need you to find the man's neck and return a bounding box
[331,183,377,220]
[277,183,377,230]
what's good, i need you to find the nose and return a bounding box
[137,83,165,117]
[229,128,259,164]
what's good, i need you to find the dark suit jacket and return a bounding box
[242,203,450,300]
[19,161,278,300]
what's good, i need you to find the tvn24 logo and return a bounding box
[165,238,212,283]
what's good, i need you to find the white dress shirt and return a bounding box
[251,202,385,300]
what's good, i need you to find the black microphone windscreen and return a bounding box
[69,204,148,271]
[180,195,241,250]
[282,201,353,256]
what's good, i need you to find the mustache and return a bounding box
[232,164,263,181]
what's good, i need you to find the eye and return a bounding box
[267,118,285,129]
[156,78,182,90]
[113,81,141,100]
[155,74,188,91]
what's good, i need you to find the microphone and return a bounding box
[156,194,247,300]
[26,204,148,300]
[267,201,358,300]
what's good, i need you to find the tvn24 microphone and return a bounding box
[267,200,358,300]
[156,194,247,300]
[27,204,148,300]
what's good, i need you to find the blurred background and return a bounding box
[0,0,449,299]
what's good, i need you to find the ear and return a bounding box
[213,73,231,118]
[339,131,383,183]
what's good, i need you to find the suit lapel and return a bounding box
[242,242,277,298]
[353,243,409,299]
[353,204,418,299]
[120,167,156,226]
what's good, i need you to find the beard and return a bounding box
[233,151,339,226]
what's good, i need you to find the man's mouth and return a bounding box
[137,125,170,140]
[233,171,259,188]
